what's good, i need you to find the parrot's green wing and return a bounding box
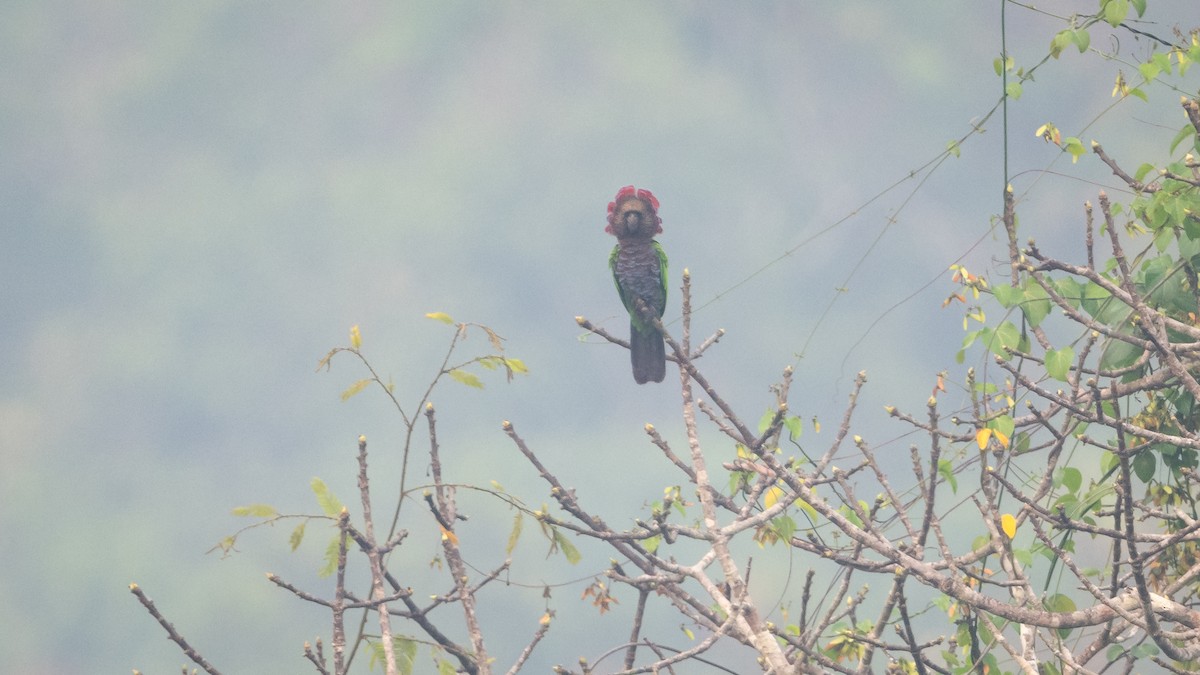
[654,241,668,311]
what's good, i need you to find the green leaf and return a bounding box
[839,504,863,528]
[784,415,804,439]
[506,512,523,555]
[1063,137,1086,163]
[795,496,819,523]
[437,658,458,675]
[1005,81,1022,100]
[1021,280,1051,327]
[985,321,1021,359]
[289,522,306,551]
[946,139,961,158]
[1170,123,1196,154]
[1103,0,1128,27]
[1133,451,1156,482]
[1013,546,1032,567]
[938,458,958,493]
[1079,281,1113,320]
[1054,276,1082,308]
[448,369,484,388]
[990,414,1015,440]
[553,528,582,564]
[1044,592,1077,638]
[1101,450,1119,475]
[1130,0,1146,15]
[1132,643,1160,659]
[1138,60,1161,82]
[1071,28,1090,53]
[396,638,417,675]
[771,515,798,542]
[319,535,341,578]
[1099,339,1143,371]
[1049,30,1071,59]
[1152,51,1172,74]
[1060,467,1082,494]
[643,534,662,554]
[311,477,344,517]
[1045,346,1074,381]
[231,503,279,517]
[992,283,1023,308]
[1134,163,1156,183]
[758,408,776,432]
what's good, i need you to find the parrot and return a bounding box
[605,185,668,384]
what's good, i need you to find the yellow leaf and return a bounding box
[539,612,551,625]
[764,486,784,509]
[993,429,1010,448]
[425,312,454,324]
[1000,513,1017,539]
[349,324,362,350]
[341,378,371,401]
[976,428,993,450]
[440,525,459,547]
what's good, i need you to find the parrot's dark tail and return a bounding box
[630,323,666,384]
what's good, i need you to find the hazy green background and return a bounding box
[3,2,1197,672]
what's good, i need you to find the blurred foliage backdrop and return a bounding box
[2,1,1197,672]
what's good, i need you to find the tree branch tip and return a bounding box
[574,316,585,325]
[425,402,435,412]
[1006,184,1013,194]
[358,434,366,444]
[683,268,690,278]
[502,420,512,430]
[1091,139,1100,149]
[644,423,655,432]
[884,405,896,415]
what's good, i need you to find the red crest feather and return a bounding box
[604,185,662,235]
